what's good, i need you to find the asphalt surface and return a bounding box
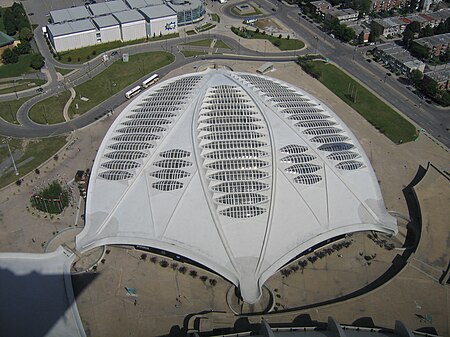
[1,0,449,148]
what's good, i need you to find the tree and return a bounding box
[19,27,33,41]
[30,53,45,69]
[410,42,430,59]
[2,48,19,64]
[402,29,415,48]
[409,69,423,86]
[15,40,31,55]
[369,22,383,42]
[407,21,421,34]
[419,25,434,38]
[3,9,16,36]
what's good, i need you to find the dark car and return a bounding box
[366,59,372,62]
[111,51,118,56]
[36,87,44,93]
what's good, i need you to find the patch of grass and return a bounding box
[70,51,174,117]
[299,60,417,144]
[197,23,216,32]
[55,67,74,76]
[181,50,207,57]
[231,5,262,16]
[56,34,178,64]
[211,14,220,23]
[215,40,230,49]
[0,136,67,188]
[182,39,213,47]
[0,79,46,94]
[28,90,70,124]
[0,96,33,124]
[186,30,197,35]
[231,27,304,50]
[0,54,37,78]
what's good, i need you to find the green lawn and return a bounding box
[55,67,74,76]
[231,27,304,51]
[181,50,207,58]
[186,30,197,35]
[0,54,37,78]
[215,40,230,49]
[0,96,32,124]
[0,79,45,94]
[183,39,213,47]
[57,34,179,64]
[28,90,70,124]
[300,61,417,144]
[211,14,220,23]
[0,136,67,188]
[231,5,262,16]
[70,51,174,117]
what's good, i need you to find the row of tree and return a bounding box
[324,18,357,42]
[2,2,30,36]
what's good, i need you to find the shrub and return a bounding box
[2,49,19,64]
[200,275,208,282]
[159,260,169,267]
[150,256,157,263]
[92,50,97,56]
[140,253,147,260]
[170,263,178,270]
[278,34,282,39]
[35,168,40,175]
[209,279,217,286]
[179,266,187,274]
[30,54,45,69]
[189,270,198,278]
[67,56,72,62]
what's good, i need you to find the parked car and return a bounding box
[36,87,44,93]
[111,51,118,56]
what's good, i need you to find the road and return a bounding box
[1,0,449,147]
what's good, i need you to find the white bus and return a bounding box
[142,74,159,88]
[125,86,142,99]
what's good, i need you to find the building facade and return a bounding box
[92,15,122,44]
[47,19,97,52]
[414,33,450,57]
[113,10,147,41]
[373,43,426,74]
[139,5,178,37]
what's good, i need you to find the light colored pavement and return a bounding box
[63,87,76,122]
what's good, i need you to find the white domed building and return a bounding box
[77,68,397,304]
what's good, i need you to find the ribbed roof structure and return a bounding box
[77,69,397,303]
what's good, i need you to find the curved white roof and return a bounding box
[77,69,397,303]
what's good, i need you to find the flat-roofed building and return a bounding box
[113,9,147,41]
[92,15,121,44]
[125,0,164,9]
[88,0,129,17]
[47,19,97,52]
[424,68,450,90]
[139,5,178,37]
[308,0,332,17]
[324,8,359,23]
[373,43,425,75]
[50,6,91,23]
[372,17,409,37]
[414,33,450,57]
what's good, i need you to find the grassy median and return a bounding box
[231,27,304,51]
[0,96,34,124]
[298,60,417,144]
[28,90,71,125]
[70,51,174,118]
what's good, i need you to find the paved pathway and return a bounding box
[63,87,76,122]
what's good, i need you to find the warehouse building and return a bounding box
[47,19,97,52]
[92,15,122,44]
[113,9,147,41]
[139,5,178,37]
[50,6,91,24]
[125,0,164,9]
[167,0,204,25]
[88,0,129,17]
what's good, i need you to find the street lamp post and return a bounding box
[3,137,19,175]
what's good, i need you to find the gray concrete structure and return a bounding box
[88,0,129,17]
[139,5,178,37]
[47,19,97,52]
[92,15,122,44]
[113,9,147,41]
[50,6,91,23]
[125,0,164,9]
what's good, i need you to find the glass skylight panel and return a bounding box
[294,174,323,185]
[112,134,160,142]
[154,159,192,168]
[203,140,267,150]
[108,142,153,151]
[290,114,330,121]
[280,144,308,154]
[280,154,315,164]
[211,181,269,193]
[203,149,268,160]
[150,169,191,180]
[206,159,268,170]
[200,124,263,132]
[201,116,261,124]
[152,180,184,191]
[327,151,359,161]
[295,120,336,128]
[201,110,256,117]
[219,205,266,218]
[104,150,148,160]
[200,131,264,141]
[208,170,269,181]
[215,193,268,206]
[285,163,321,174]
[318,142,355,152]
[302,127,343,136]
[335,160,364,170]
[98,170,133,181]
[117,126,165,134]
[121,119,171,126]
[101,160,141,170]
[159,149,191,158]
[310,135,349,143]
